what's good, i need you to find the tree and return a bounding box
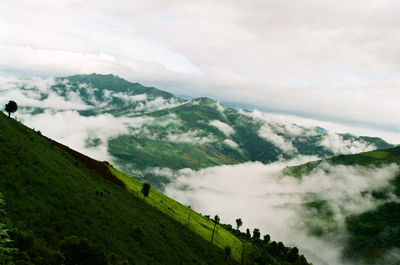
[235,218,243,230]
[187,205,192,225]
[263,234,270,244]
[253,228,261,240]
[5,101,17,117]
[246,228,251,238]
[224,246,231,259]
[287,247,299,262]
[141,182,151,200]
[211,214,220,243]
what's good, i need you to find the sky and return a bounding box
[1,0,400,140]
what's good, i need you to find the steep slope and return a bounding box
[283,147,400,264]
[0,112,312,265]
[0,112,238,265]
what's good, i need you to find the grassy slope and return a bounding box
[110,167,244,261]
[0,112,239,265]
[284,147,400,263]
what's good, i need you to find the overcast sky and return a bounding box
[1,0,400,140]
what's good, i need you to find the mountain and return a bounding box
[282,147,400,264]
[0,74,393,189]
[0,112,311,265]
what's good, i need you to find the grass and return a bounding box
[110,167,244,262]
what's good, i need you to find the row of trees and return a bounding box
[217,217,310,264]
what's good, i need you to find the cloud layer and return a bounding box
[164,159,399,265]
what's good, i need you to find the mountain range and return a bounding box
[1,73,393,189]
[1,73,399,265]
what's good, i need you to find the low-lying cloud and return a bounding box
[164,159,399,265]
[247,109,381,155]
[19,110,133,161]
[209,120,235,136]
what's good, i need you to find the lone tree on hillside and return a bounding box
[235,218,243,230]
[211,214,220,243]
[5,100,17,117]
[187,205,192,225]
[141,182,151,200]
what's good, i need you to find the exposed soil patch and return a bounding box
[47,137,125,188]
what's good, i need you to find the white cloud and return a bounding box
[0,76,90,110]
[165,159,399,265]
[258,124,297,154]
[113,92,147,102]
[223,139,239,149]
[132,97,185,113]
[319,133,376,155]
[18,110,135,161]
[209,120,235,136]
[166,131,215,145]
[215,102,225,113]
[246,109,383,155]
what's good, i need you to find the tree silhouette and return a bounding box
[263,234,270,244]
[5,100,17,117]
[235,218,243,230]
[211,214,220,243]
[252,228,261,240]
[187,205,192,225]
[141,182,151,200]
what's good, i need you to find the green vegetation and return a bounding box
[0,193,17,264]
[109,136,243,170]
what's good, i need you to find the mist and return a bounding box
[164,158,399,265]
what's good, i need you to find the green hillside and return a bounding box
[0,112,311,265]
[284,147,400,264]
[0,112,238,264]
